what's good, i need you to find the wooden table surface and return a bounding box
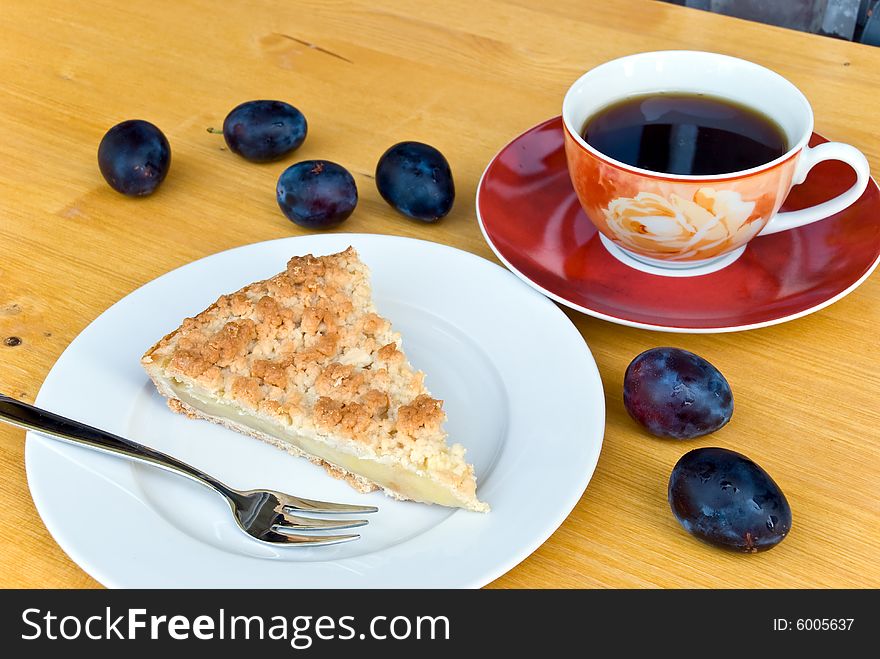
[2,0,878,589]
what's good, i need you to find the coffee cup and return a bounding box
[562,51,870,273]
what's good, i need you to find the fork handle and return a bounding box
[0,393,234,497]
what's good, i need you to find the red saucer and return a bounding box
[477,117,880,332]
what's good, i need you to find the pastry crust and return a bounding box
[142,247,488,512]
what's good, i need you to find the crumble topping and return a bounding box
[142,247,471,481]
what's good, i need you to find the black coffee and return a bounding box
[581,93,787,175]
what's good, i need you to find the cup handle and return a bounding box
[759,142,870,236]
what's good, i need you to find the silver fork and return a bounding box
[0,393,377,546]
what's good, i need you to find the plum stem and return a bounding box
[206,127,223,134]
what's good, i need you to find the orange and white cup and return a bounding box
[562,51,870,274]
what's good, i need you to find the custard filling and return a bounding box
[167,379,471,508]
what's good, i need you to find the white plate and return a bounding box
[26,234,604,588]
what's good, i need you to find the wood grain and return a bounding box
[1,0,878,588]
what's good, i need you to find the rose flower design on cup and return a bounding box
[562,51,870,275]
[602,188,763,261]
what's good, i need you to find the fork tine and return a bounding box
[270,527,360,545]
[282,495,379,515]
[279,512,368,531]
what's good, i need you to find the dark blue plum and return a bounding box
[375,141,454,222]
[669,447,792,553]
[623,347,733,439]
[276,160,357,229]
[222,100,307,162]
[98,120,170,196]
